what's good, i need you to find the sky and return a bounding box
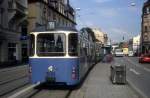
[70,0,147,43]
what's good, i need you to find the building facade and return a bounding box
[28,0,76,32]
[0,0,28,66]
[133,35,140,54]
[90,28,108,45]
[141,0,150,54]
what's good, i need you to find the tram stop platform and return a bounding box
[69,62,141,98]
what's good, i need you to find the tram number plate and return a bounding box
[46,72,55,82]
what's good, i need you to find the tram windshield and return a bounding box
[37,33,66,56]
[29,34,35,56]
[68,33,78,56]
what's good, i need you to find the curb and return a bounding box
[127,79,148,98]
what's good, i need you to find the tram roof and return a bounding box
[32,26,78,33]
[80,27,96,41]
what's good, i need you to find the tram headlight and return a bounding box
[48,66,53,72]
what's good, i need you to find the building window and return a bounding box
[8,0,14,9]
[63,19,65,26]
[144,8,146,14]
[144,26,148,32]
[8,43,17,61]
[8,22,13,29]
[43,0,48,3]
[0,8,2,26]
[144,36,148,41]
[48,9,51,21]
[21,26,27,36]
[144,32,148,36]
[146,7,150,14]
[22,44,28,62]
[0,8,4,27]
[53,13,56,21]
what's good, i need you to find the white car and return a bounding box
[128,51,134,57]
[115,49,124,57]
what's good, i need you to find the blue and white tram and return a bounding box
[29,26,95,86]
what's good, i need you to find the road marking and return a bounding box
[125,57,150,73]
[127,79,148,98]
[143,68,150,72]
[126,58,140,67]
[8,82,40,98]
[129,68,140,75]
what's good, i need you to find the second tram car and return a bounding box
[29,26,96,86]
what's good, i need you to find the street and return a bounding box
[114,57,150,98]
[0,0,150,98]
[1,57,149,98]
[0,65,30,98]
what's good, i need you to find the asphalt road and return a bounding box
[114,57,150,98]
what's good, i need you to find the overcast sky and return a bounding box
[70,0,147,43]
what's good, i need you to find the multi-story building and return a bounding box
[133,35,140,54]
[0,0,28,66]
[141,0,150,54]
[90,28,108,45]
[28,0,76,32]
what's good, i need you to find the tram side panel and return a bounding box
[78,35,93,81]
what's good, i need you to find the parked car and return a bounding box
[128,51,134,57]
[115,49,124,57]
[139,54,150,63]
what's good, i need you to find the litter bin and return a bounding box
[110,64,126,84]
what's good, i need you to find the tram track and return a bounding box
[65,90,72,98]
[17,84,74,98]
[0,65,28,72]
[27,89,73,98]
[27,89,42,98]
[0,68,28,84]
[0,76,30,97]
[0,82,29,97]
[0,75,28,85]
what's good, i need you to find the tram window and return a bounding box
[37,33,66,56]
[69,33,78,56]
[29,34,35,56]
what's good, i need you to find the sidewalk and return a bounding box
[69,62,141,98]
